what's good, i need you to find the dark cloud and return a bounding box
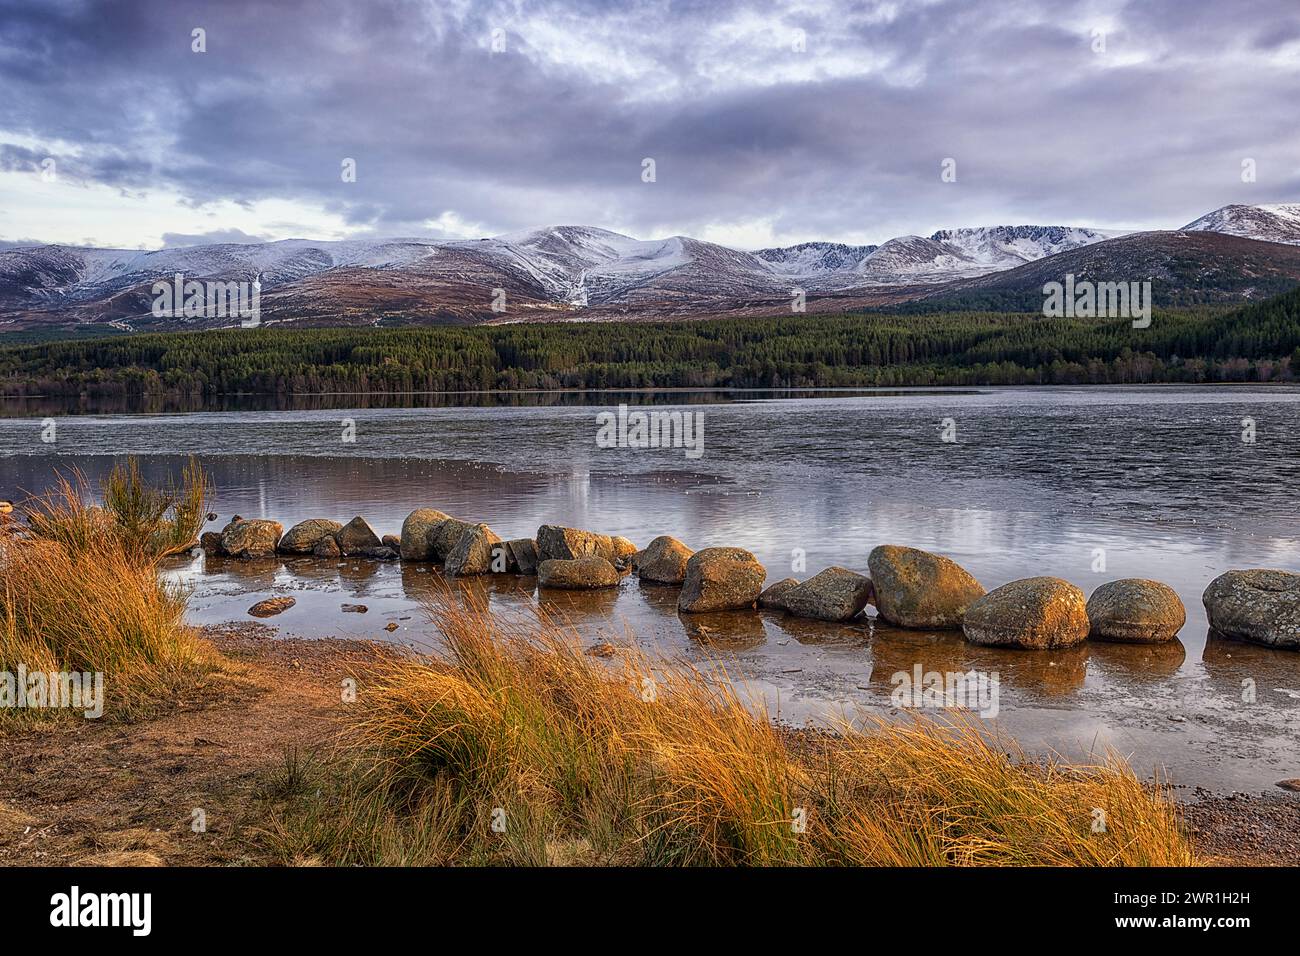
[161,227,268,247]
[1,0,1298,246]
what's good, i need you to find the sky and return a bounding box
[0,0,1297,251]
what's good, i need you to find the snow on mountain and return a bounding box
[752,241,878,276]
[1182,203,1300,245]
[928,225,1115,269]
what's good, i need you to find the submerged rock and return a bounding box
[636,535,694,584]
[536,525,618,563]
[758,577,798,610]
[341,603,368,613]
[781,567,875,622]
[868,545,983,629]
[400,508,452,561]
[248,596,296,618]
[199,531,224,555]
[962,577,1089,649]
[678,547,766,613]
[1203,569,1300,649]
[335,516,382,556]
[538,556,621,589]
[278,518,343,555]
[220,519,283,559]
[444,523,502,575]
[1087,579,1185,643]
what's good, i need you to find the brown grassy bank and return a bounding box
[263,595,1197,866]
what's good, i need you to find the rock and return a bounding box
[867,545,984,629]
[431,518,479,563]
[248,597,296,618]
[636,535,694,584]
[611,536,639,563]
[313,535,341,558]
[781,567,875,622]
[585,642,618,658]
[536,525,618,563]
[382,534,401,550]
[758,577,799,610]
[356,546,398,561]
[538,556,621,589]
[1087,579,1186,643]
[341,603,368,613]
[335,516,382,556]
[399,508,452,561]
[962,577,1090,649]
[444,523,503,575]
[1203,570,1300,650]
[678,547,766,613]
[505,539,539,574]
[199,531,224,555]
[384,622,399,632]
[1277,779,1300,792]
[219,518,283,559]
[278,518,343,554]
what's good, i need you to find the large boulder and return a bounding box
[536,525,618,563]
[678,547,766,613]
[220,518,283,559]
[758,577,798,610]
[278,518,343,555]
[781,567,875,622]
[335,516,382,556]
[962,577,1089,649]
[505,539,539,574]
[431,518,479,564]
[538,556,621,589]
[1087,579,1185,643]
[1203,570,1300,650]
[399,508,452,561]
[868,545,984,629]
[444,524,502,576]
[636,535,694,584]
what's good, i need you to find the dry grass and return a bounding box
[1,461,222,724]
[265,594,1197,867]
[24,458,209,563]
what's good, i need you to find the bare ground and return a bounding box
[1,622,1297,867]
[0,623,395,867]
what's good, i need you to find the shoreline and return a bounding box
[1,621,1297,867]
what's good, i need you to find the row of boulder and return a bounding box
[200,514,1300,651]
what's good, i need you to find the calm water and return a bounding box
[3,386,1299,792]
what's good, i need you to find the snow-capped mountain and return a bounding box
[753,241,878,276]
[929,225,1116,270]
[2,201,1297,331]
[1182,203,1300,245]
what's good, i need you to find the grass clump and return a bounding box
[265,594,1196,867]
[1,460,222,723]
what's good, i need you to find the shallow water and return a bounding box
[3,385,1298,793]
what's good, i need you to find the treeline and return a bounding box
[3,288,1300,398]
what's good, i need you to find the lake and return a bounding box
[2,385,1299,793]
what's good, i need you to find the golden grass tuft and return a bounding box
[1,461,222,724]
[266,593,1197,867]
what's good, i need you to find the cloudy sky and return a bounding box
[1,0,1297,250]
